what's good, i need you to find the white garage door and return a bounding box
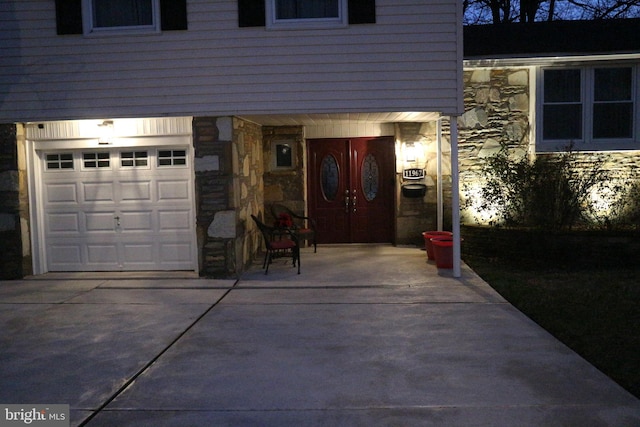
[41,147,196,271]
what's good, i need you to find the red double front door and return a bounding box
[307,137,395,244]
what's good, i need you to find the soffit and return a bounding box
[237,112,441,126]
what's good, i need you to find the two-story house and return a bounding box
[0,0,464,278]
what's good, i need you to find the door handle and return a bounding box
[114,215,121,227]
[345,195,350,213]
[352,190,357,213]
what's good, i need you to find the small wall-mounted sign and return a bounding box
[403,168,425,180]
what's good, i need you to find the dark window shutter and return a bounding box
[161,0,188,31]
[238,0,266,27]
[349,0,376,24]
[55,0,83,35]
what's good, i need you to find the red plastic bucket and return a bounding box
[422,231,453,260]
[430,237,461,269]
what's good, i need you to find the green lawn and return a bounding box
[464,254,640,399]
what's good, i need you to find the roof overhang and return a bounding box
[464,52,640,68]
[237,112,442,127]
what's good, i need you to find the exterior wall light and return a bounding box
[404,142,417,162]
[98,120,114,144]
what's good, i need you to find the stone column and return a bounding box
[0,124,22,279]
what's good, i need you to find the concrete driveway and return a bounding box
[1,245,638,426]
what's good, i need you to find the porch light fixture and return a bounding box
[98,120,114,145]
[405,142,417,162]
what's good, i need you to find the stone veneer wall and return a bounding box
[394,122,453,246]
[0,123,24,279]
[457,67,530,224]
[193,117,234,277]
[262,126,306,221]
[458,68,531,182]
[233,118,264,275]
[457,66,640,226]
[194,117,264,277]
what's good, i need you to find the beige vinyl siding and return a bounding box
[0,0,462,122]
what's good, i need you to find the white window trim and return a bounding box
[82,0,161,36]
[265,0,348,30]
[537,64,639,152]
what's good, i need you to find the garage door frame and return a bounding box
[26,118,197,275]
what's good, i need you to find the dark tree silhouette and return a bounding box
[464,0,640,24]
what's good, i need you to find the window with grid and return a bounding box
[120,151,148,168]
[266,0,347,28]
[81,0,160,34]
[158,150,187,167]
[540,65,637,151]
[276,0,340,19]
[46,153,74,170]
[593,67,633,139]
[542,69,582,141]
[83,152,110,169]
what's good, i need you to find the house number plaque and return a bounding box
[403,168,425,180]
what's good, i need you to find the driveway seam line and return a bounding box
[78,278,240,426]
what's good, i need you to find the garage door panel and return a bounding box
[46,183,78,204]
[47,213,80,233]
[122,244,155,263]
[158,180,190,200]
[161,243,194,263]
[121,181,152,201]
[86,244,119,264]
[86,212,117,232]
[83,182,115,202]
[49,245,82,267]
[159,210,191,230]
[120,210,154,232]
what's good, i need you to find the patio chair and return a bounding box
[251,215,300,274]
[270,204,317,253]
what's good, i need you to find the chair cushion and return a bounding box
[270,240,297,250]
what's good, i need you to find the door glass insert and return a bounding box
[320,155,339,201]
[121,151,148,167]
[46,153,74,170]
[158,150,187,167]
[361,153,379,201]
[83,152,110,169]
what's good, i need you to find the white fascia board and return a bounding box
[464,52,640,69]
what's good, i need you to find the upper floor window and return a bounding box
[276,0,340,20]
[539,65,637,152]
[266,0,347,28]
[84,0,159,34]
[55,0,187,35]
[238,0,375,28]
